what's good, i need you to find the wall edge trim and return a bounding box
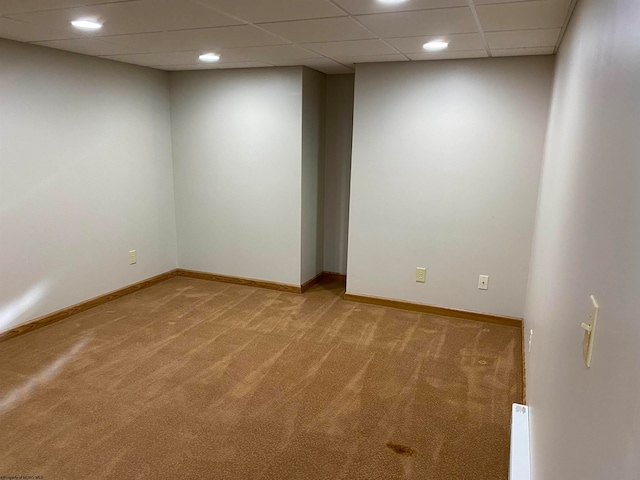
[343,291,522,328]
[0,269,350,344]
[301,272,324,293]
[0,269,179,343]
[177,268,303,294]
[522,324,527,404]
[322,271,347,282]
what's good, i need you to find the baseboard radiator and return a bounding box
[509,403,531,480]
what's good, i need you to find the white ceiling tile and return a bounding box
[102,51,201,66]
[6,0,242,37]
[273,57,352,73]
[355,7,477,38]
[0,17,79,42]
[0,0,127,15]
[472,0,534,3]
[108,50,278,67]
[34,37,145,56]
[0,0,563,70]
[333,0,467,15]
[386,33,485,53]
[304,60,354,74]
[152,62,272,70]
[486,28,560,49]
[103,25,286,53]
[258,17,375,43]
[197,0,346,23]
[220,45,321,63]
[407,49,487,60]
[476,0,571,31]
[491,46,555,57]
[335,53,408,66]
[301,39,397,57]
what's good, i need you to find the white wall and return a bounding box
[323,74,354,275]
[170,67,303,286]
[347,58,554,318]
[301,67,326,284]
[0,39,177,332]
[525,0,640,478]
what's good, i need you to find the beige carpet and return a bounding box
[0,276,522,479]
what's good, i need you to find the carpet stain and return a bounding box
[386,442,418,457]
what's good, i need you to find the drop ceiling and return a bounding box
[0,0,576,74]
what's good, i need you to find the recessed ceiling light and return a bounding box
[423,40,449,52]
[199,52,221,62]
[377,0,408,4]
[70,18,103,31]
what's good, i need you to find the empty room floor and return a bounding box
[0,277,522,479]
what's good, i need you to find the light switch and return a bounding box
[582,295,599,367]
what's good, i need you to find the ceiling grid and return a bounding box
[0,0,578,73]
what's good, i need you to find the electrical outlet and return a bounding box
[416,267,426,283]
[478,275,489,290]
[129,250,137,265]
